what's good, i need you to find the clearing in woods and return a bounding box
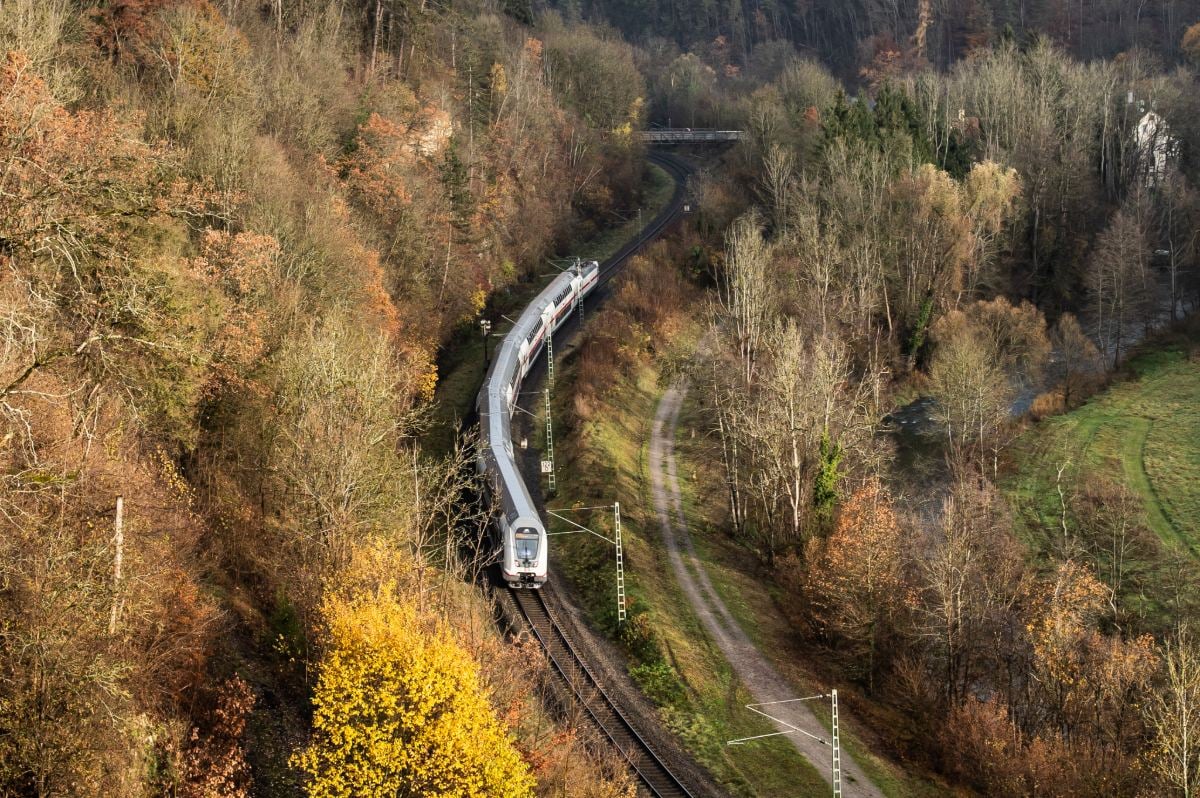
[1007,330,1200,562]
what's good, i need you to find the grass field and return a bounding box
[426,163,675,454]
[1007,331,1200,559]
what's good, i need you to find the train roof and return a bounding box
[479,268,581,520]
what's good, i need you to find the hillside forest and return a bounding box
[3,0,1200,797]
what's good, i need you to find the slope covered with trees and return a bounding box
[643,15,1200,797]
[557,0,1200,76]
[0,0,652,795]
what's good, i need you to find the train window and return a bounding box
[514,528,539,562]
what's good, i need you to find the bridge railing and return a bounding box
[640,129,745,143]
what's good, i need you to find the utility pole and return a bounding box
[574,258,586,327]
[480,318,492,366]
[832,689,842,798]
[546,320,555,386]
[614,502,626,622]
[727,693,843,797]
[544,388,555,495]
[108,496,124,636]
[546,504,628,624]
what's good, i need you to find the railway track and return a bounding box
[510,587,695,798]
[595,150,691,287]
[502,148,701,798]
[504,147,696,792]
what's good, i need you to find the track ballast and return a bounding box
[510,588,695,798]
[500,148,700,797]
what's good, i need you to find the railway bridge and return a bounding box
[639,128,744,143]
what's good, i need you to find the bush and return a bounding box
[629,660,685,707]
[1029,389,1065,420]
[292,588,534,798]
[618,609,663,664]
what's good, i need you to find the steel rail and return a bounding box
[595,150,691,287]
[511,589,695,798]
[506,149,697,797]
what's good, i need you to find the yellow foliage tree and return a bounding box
[293,588,535,798]
[1184,22,1200,64]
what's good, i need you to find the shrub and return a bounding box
[1029,389,1065,420]
[292,588,534,798]
[629,660,685,708]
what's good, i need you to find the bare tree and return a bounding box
[1158,174,1199,321]
[1145,626,1200,797]
[761,143,797,235]
[717,211,774,386]
[1051,313,1104,408]
[1086,206,1151,367]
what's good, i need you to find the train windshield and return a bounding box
[514,529,540,563]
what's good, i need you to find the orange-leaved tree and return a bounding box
[292,587,535,798]
[804,479,906,691]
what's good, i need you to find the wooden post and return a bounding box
[108,496,124,636]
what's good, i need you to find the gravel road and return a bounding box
[648,383,885,798]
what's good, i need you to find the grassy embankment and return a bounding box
[545,270,944,797]
[1005,324,1200,616]
[427,161,674,454]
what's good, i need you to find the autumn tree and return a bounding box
[0,50,228,446]
[926,299,1050,466]
[960,160,1022,298]
[251,314,422,614]
[1027,560,1156,763]
[1184,23,1200,65]
[805,480,906,690]
[542,28,643,131]
[927,315,1013,475]
[1144,626,1200,798]
[0,0,77,99]
[293,587,535,798]
[89,0,182,66]
[888,162,1022,358]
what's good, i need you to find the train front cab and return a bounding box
[502,514,547,588]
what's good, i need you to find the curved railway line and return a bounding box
[510,588,695,798]
[594,150,691,289]
[497,148,700,797]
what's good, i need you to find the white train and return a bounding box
[477,260,600,587]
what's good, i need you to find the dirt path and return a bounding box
[649,383,886,798]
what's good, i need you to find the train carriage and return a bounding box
[478,260,600,587]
